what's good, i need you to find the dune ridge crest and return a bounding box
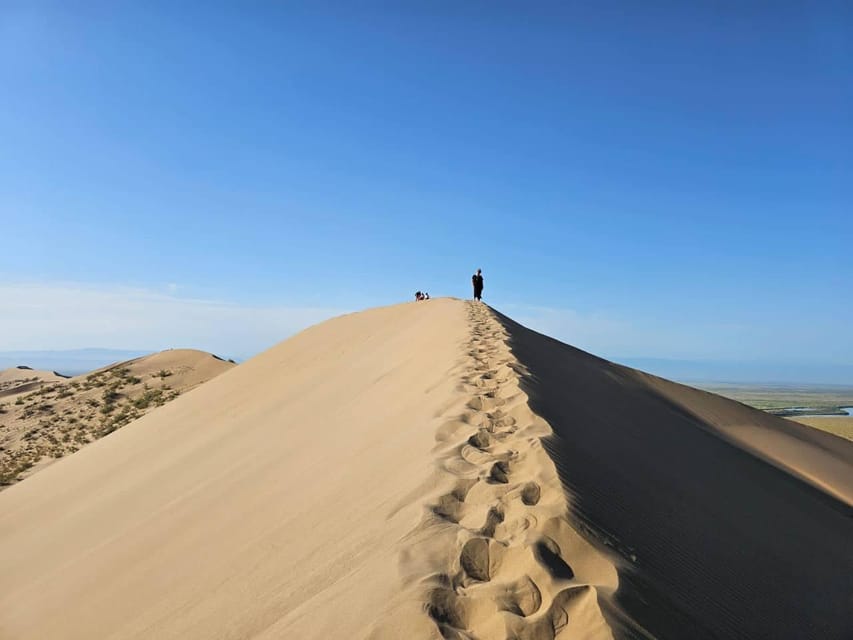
[370,302,617,639]
[2,299,850,639]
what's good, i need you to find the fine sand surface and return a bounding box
[792,415,853,442]
[1,299,851,639]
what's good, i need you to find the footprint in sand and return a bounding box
[520,481,541,506]
[412,302,600,640]
[533,536,575,580]
[460,537,491,582]
[489,460,511,484]
[467,428,491,449]
[497,575,542,617]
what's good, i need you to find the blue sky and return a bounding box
[1,3,851,380]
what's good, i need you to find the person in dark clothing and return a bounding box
[472,269,484,301]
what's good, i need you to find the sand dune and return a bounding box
[792,415,853,442]
[0,349,234,487]
[1,300,851,639]
[0,367,68,399]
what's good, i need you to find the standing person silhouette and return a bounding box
[472,269,484,301]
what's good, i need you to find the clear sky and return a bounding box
[2,3,851,380]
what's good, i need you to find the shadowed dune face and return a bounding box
[492,308,853,640]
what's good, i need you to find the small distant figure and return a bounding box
[415,291,430,301]
[472,269,484,301]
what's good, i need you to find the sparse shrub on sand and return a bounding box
[100,385,121,415]
[133,388,165,409]
[104,405,139,433]
[1,352,230,490]
[0,457,34,486]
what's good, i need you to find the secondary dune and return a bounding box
[0,367,68,399]
[792,415,853,442]
[0,349,234,487]
[0,299,851,640]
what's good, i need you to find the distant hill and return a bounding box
[614,356,853,385]
[0,349,152,376]
[0,349,236,486]
[0,368,69,398]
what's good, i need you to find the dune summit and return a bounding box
[0,299,851,639]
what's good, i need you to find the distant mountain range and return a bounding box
[0,349,239,376]
[1,349,848,386]
[613,357,853,386]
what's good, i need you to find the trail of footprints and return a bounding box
[421,302,602,640]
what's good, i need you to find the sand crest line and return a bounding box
[389,302,616,640]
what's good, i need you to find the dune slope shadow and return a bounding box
[492,308,853,640]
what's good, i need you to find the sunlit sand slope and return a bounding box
[1,300,471,639]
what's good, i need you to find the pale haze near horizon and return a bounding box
[2,3,851,382]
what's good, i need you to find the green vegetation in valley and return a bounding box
[694,383,853,416]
